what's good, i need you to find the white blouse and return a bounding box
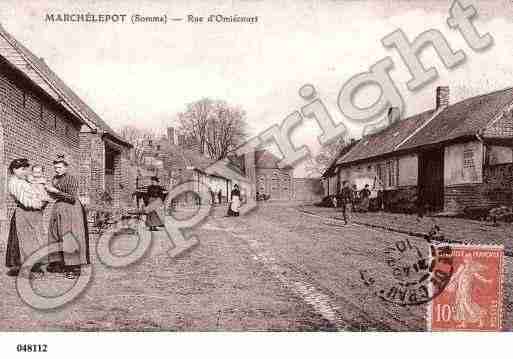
[8,176,44,209]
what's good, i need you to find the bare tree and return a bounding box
[177,98,213,154]
[116,125,161,165]
[178,99,248,160]
[304,135,348,178]
[205,102,247,160]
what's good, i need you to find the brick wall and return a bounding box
[0,66,81,226]
[444,163,513,213]
[255,168,293,200]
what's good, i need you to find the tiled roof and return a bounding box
[400,87,513,150]
[0,24,131,147]
[334,87,513,167]
[254,149,292,169]
[339,109,436,164]
[321,140,360,178]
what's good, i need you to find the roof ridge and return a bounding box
[448,86,513,108]
[0,26,97,130]
[394,107,444,151]
[0,24,131,147]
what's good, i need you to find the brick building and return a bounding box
[0,24,133,225]
[322,86,513,214]
[253,149,322,201]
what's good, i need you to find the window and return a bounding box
[463,145,475,169]
[387,159,398,187]
[376,162,385,186]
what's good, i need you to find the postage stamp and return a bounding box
[427,245,504,331]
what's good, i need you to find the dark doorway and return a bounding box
[418,148,444,212]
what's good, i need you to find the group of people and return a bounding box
[5,155,90,279]
[332,181,372,224]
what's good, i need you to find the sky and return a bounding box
[1,0,513,176]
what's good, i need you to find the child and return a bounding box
[27,165,52,207]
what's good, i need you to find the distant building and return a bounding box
[136,127,246,206]
[322,86,513,214]
[253,149,323,201]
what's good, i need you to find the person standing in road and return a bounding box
[227,184,241,217]
[340,181,353,225]
[144,176,167,231]
[360,184,371,212]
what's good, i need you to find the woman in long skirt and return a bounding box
[5,159,47,277]
[144,176,167,231]
[227,184,241,217]
[45,155,90,278]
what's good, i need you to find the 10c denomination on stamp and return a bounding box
[428,245,504,331]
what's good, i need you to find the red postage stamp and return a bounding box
[428,245,504,331]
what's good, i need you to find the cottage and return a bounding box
[136,127,247,206]
[0,24,133,225]
[323,86,513,214]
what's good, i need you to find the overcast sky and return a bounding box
[1,0,512,175]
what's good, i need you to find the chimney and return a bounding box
[436,86,450,109]
[387,107,400,125]
[167,127,175,146]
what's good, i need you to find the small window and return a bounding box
[463,146,474,169]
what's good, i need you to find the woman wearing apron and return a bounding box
[144,176,167,231]
[46,155,90,278]
[5,159,47,277]
[228,184,241,217]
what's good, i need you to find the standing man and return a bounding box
[218,189,222,204]
[360,184,371,212]
[340,181,353,225]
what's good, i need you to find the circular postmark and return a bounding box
[360,237,454,306]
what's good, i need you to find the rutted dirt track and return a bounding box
[1,202,511,331]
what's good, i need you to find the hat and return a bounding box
[53,153,70,166]
[8,158,30,173]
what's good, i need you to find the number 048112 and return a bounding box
[16,344,48,353]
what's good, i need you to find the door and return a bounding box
[270,173,281,200]
[418,148,444,211]
[281,174,291,200]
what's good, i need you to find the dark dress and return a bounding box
[47,173,90,266]
[145,185,166,227]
